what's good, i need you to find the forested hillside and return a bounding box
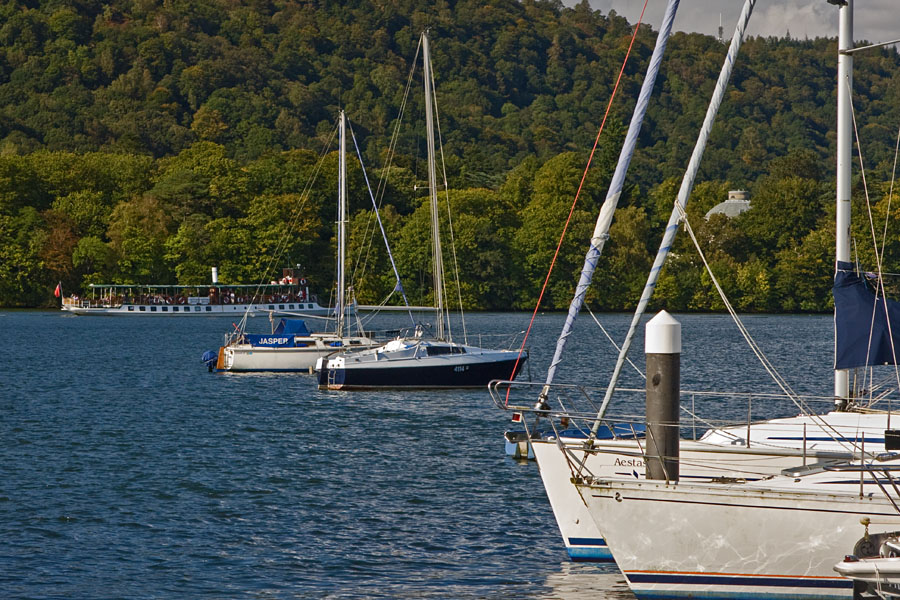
[2,0,899,311]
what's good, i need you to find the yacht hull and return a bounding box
[219,338,379,373]
[576,476,900,599]
[531,433,858,564]
[319,354,524,390]
[221,345,333,372]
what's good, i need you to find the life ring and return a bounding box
[299,278,308,286]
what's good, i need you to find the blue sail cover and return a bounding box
[272,319,310,336]
[834,261,900,369]
[244,319,310,347]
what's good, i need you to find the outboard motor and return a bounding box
[202,350,217,372]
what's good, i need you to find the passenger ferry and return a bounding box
[60,268,330,317]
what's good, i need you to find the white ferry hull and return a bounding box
[61,301,329,317]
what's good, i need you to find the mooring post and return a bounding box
[645,310,681,481]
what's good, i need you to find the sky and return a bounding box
[571,1,900,46]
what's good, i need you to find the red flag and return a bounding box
[54,283,61,298]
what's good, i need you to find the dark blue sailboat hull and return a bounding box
[319,356,526,390]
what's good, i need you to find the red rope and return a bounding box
[507,0,650,404]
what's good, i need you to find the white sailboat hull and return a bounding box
[531,413,872,563]
[219,336,379,372]
[576,473,900,599]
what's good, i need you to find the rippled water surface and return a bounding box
[2,310,834,598]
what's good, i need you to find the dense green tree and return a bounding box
[72,235,116,286]
[106,195,173,283]
[1,0,899,311]
[150,142,249,220]
[346,204,405,305]
[591,205,653,310]
[241,192,325,285]
[0,208,48,306]
[0,155,49,215]
[512,150,613,309]
[439,188,519,310]
[741,175,829,256]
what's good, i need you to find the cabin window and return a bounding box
[150,306,157,312]
[205,306,212,311]
[162,306,168,312]
[173,306,178,312]
[194,306,201,312]
[268,305,274,310]
[288,304,294,309]
[426,345,466,356]
[139,306,146,311]
[128,306,134,312]
[279,305,284,310]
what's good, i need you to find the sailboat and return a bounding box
[317,31,526,390]
[214,111,381,373]
[551,1,900,598]
[497,0,900,572]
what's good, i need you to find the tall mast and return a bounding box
[337,110,347,337]
[834,0,853,402]
[422,31,445,340]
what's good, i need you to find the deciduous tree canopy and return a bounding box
[1,0,899,312]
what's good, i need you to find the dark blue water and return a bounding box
[1,310,833,598]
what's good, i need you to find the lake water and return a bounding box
[1,310,835,598]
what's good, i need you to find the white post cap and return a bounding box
[646,310,681,355]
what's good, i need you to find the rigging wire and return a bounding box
[848,82,900,408]
[346,118,414,325]
[585,305,645,379]
[233,123,340,336]
[349,39,423,328]
[430,74,468,345]
[675,203,864,456]
[506,0,651,396]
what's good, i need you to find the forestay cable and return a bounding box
[537,0,676,403]
[506,0,659,401]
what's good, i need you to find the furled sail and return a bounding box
[593,0,757,423]
[834,261,900,369]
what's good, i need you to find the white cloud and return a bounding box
[577,0,900,45]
